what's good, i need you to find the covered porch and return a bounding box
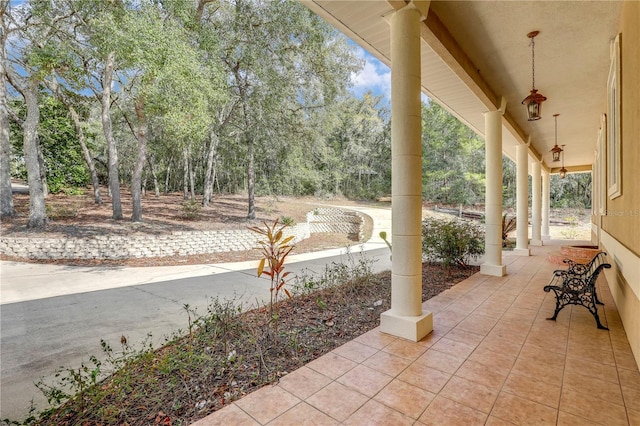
[194,242,640,425]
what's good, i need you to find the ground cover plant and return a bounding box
[3,254,478,426]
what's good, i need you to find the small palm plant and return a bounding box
[502,213,517,247]
[248,219,295,330]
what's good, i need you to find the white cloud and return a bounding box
[350,51,391,99]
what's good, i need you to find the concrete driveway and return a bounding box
[0,205,392,421]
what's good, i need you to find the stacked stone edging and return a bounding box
[0,207,365,261]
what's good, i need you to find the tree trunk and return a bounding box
[36,140,48,197]
[247,137,256,219]
[164,162,171,194]
[131,98,148,222]
[67,104,102,204]
[189,158,196,200]
[102,52,123,219]
[20,79,48,228]
[202,127,219,207]
[183,147,189,199]
[0,33,14,218]
[147,156,160,197]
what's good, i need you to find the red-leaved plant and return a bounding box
[248,219,295,330]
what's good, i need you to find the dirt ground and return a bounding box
[1,188,379,266]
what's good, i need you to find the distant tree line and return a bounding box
[1,0,590,228]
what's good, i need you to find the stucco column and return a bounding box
[531,161,543,246]
[380,1,432,342]
[542,170,550,240]
[480,108,507,277]
[514,144,530,256]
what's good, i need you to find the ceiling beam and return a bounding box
[549,165,593,174]
[386,1,544,167]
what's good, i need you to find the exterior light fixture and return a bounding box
[560,144,567,179]
[522,31,547,121]
[550,113,563,162]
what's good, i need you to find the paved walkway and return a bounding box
[0,205,392,420]
[194,243,640,425]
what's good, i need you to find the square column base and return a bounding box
[380,310,433,342]
[530,239,543,246]
[480,263,506,277]
[513,248,531,256]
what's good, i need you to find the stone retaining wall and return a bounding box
[0,208,364,260]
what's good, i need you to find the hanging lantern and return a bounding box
[550,114,563,162]
[522,31,547,121]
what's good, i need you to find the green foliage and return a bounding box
[248,219,295,329]
[9,95,91,193]
[422,102,485,205]
[421,216,484,267]
[292,246,376,296]
[181,199,201,220]
[279,216,295,226]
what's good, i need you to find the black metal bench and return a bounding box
[543,252,611,330]
[561,251,609,305]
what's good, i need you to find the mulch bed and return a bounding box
[34,263,478,426]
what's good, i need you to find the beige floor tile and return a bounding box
[343,399,414,426]
[564,356,620,385]
[562,369,624,406]
[332,340,378,363]
[439,375,498,413]
[354,328,397,350]
[524,331,568,355]
[455,359,508,390]
[456,314,499,336]
[467,346,517,376]
[418,395,487,426]
[235,386,300,425]
[629,408,640,426]
[556,410,601,425]
[382,338,428,360]
[191,403,259,426]
[566,346,616,367]
[519,342,566,367]
[491,392,558,425]
[306,352,357,380]
[484,415,518,425]
[623,385,640,412]
[502,372,562,408]
[277,366,331,400]
[617,352,640,371]
[559,388,628,426]
[477,334,523,357]
[620,368,640,390]
[444,327,485,347]
[336,364,392,397]
[397,363,452,393]
[429,337,477,359]
[268,402,338,426]
[305,382,368,422]
[374,378,436,419]
[511,355,564,386]
[362,350,412,376]
[415,348,465,374]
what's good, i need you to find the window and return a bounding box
[607,34,621,199]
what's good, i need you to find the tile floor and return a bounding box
[193,244,640,425]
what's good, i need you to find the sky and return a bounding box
[349,45,392,101]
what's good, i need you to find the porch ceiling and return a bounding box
[302,0,622,174]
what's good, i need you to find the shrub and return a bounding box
[279,215,295,226]
[421,216,484,267]
[181,200,201,220]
